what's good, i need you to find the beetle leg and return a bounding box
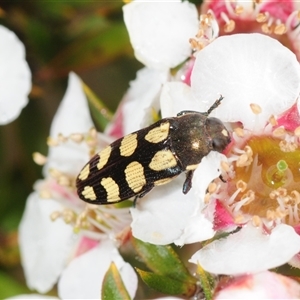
[183,170,194,194]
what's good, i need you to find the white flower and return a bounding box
[130,33,300,275]
[214,271,300,299]
[123,0,198,70]
[0,25,31,125]
[19,73,133,294]
[58,239,137,299]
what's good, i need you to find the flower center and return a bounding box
[210,125,300,229]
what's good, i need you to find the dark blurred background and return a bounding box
[0,1,142,297]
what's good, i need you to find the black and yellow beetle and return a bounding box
[76,95,230,205]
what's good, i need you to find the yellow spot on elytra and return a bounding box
[97,146,112,170]
[120,134,138,157]
[78,164,90,180]
[125,161,146,193]
[186,164,198,170]
[145,122,170,143]
[221,129,228,137]
[154,177,173,186]
[149,150,177,171]
[82,186,97,200]
[101,177,120,202]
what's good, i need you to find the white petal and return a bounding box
[44,72,93,175]
[123,1,198,70]
[50,72,93,137]
[160,82,199,118]
[19,192,78,293]
[131,175,199,245]
[122,67,167,134]
[0,25,31,125]
[191,34,300,130]
[58,240,137,299]
[190,223,300,275]
[192,151,224,202]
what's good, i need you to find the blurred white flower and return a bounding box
[19,73,134,296]
[0,25,31,125]
[123,0,198,70]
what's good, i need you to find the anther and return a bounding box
[33,152,47,165]
[274,23,286,35]
[272,127,286,138]
[234,127,244,137]
[250,103,262,115]
[252,215,261,227]
[47,136,59,147]
[294,126,300,137]
[236,180,247,192]
[70,133,84,143]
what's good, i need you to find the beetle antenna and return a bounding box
[206,95,224,116]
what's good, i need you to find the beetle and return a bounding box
[76,95,230,205]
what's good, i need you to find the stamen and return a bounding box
[274,23,286,35]
[268,115,277,127]
[250,103,262,115]
[220,12,235,32]
[208,182,217,193]
[252,215,261,227]
[236,180,247,192]
[33,152,47,165]
[234,127,245,137]
[70,133,84,143]
[294,126,300,137]
[256,12,268,23]
[272,127,286,138]
[50,211,61,221]
[47,136,59,147]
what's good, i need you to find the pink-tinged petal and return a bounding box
[44,72,93,176]
[277,103,300,132]
[191,34,300,130]
[58,240,137,299]
[160,82,199,118]
[289,252,300,269]
[131,176,199,245]
[0,25,31,125]
[123,1,198,70]
[215,271,300,299]
[213,200,236,231]
[190,223,300,275]
[19,192,79,293]
[121,67,168,134]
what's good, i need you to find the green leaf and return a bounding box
[136,268,196,296]
[197,264,215,300]
[102,262,131,300]
[82,82,113,131]
[131,237,196,284]
[0,271,29,299]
